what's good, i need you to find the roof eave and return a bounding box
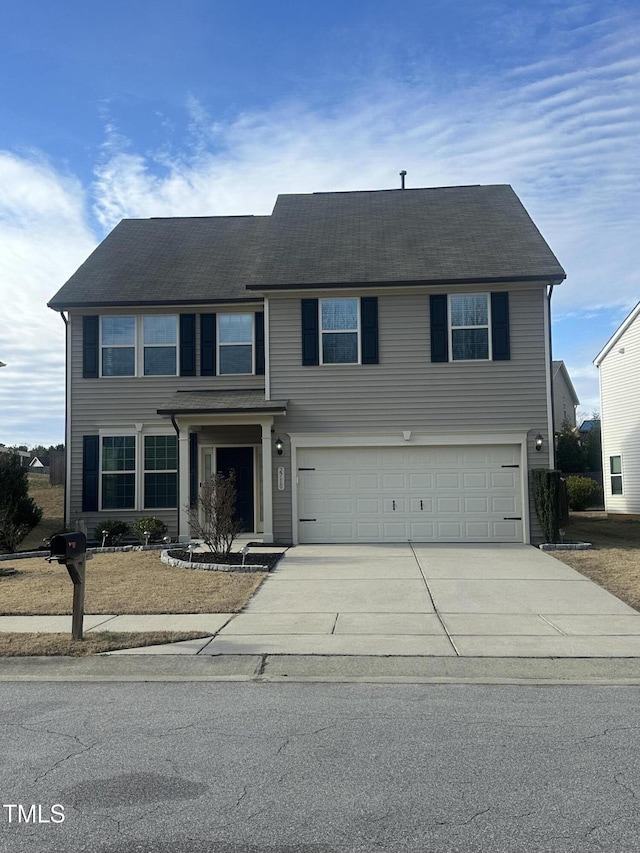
[246,273,566,292]
[48,295,263,312]
[594,301,640,367]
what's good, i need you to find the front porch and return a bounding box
[157,390,288,543]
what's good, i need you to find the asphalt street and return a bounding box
[1,681,640,852]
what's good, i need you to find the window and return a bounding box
[101,436,135,509]
[449,294,489,361]
[143,316,177,376]
[218,314,253,374]
[100,316,178,376]
[101,317,135,376]
[610,455,623,495]
[144,436,177,508]
[320,298,359,364]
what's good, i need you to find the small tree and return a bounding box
[555,418,585,474]
[0,452,43,552]
[187,471,242,559]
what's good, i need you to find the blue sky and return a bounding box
[1,0,638,445]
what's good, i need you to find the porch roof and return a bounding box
[157,389,288,416]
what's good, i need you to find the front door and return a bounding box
[216,447,254,532]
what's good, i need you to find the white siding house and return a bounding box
[594,302,640,515]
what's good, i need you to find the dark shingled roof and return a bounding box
[48,185,565,309]
[249,185,565,289]
[48,216,270,309]
[157,389,287,416]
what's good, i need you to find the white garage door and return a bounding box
[297,445,522,543]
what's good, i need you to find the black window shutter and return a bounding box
[360,297,379,364]
[83,316,99,378]
[430,295,449,362]
[179,314,196,376]
[189,433,198,506]
[200,313,216,376]
[255,311,265,375]
[491,292,510,361]
[82,435,99,512]
[301,299,319,366]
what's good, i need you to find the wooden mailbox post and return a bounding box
[48,532,88,640]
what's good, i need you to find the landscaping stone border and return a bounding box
[161,550,268,572]
[0,544,169,562]
[539,542,593,551]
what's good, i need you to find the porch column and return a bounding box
[177,425,191,538]
[261,420,274,544]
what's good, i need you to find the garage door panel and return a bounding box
[298,444,522,543]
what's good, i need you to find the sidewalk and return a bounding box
[3,543,640,659]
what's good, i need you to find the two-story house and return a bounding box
[48,184,565,545]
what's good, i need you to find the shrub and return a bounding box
[0,452,43,552]
[531,468,561,543]
[95,520,130,546]
[132,516,168,544]
[566,476,599,511]
[187,471,242,559]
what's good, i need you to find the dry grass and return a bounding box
[552,514,640,612]
[0,631,208,657]
[0,550,267,615]
[20,475,65,552]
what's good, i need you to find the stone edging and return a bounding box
[160,550,268,573]
[539,542,592,551]
[0,544,169,562]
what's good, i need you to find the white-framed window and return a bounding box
[218,314,254,374]
[320,298,360,365]
[99,433,178,510]
[144,435,178,508]
[101,436,136,509]
[100,315,178,377]
[101,317,136,377]
[143,316,178,376]
[449,294,490,361]
[610,455,623,495]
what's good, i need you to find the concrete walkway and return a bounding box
[5,543,640,658]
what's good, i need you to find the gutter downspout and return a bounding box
[59,312,70,528]
[170,414,181,539]
[547,283,556,469]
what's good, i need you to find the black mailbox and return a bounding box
[50,532,86,562]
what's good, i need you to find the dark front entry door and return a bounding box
[216,447,254,532]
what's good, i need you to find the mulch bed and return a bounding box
[167,550,285,572]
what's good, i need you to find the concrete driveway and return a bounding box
[199,543,640,658]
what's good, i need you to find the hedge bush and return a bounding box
[531,468,561,543]
[132,516,168,544]
[566,476,599,512]
[94,520,130,546]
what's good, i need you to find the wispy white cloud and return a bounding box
[1,5,639,445]
[0,152,96,445]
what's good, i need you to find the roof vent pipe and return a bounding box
[399,170,407,189]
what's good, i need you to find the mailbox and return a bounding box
[50,532,86,562]
[48,532,87,640]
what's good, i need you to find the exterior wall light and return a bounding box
[535,434,544,452]
[275,437,284,455]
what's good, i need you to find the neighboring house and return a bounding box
[29,455,50,471]
[594,301,640,516]
[578,419,599,435]
[48,184,566,544]
[552,360,579,431]
[0,447,30,468]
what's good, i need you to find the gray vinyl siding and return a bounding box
[268,284,551,543]
[68,307,264,536]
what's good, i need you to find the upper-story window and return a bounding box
[101,317,136,376]
[449,294,490,361]
[320,298,360,364]
[143,316,177,375]
[218,314,253,374]
[100,316,178,377]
